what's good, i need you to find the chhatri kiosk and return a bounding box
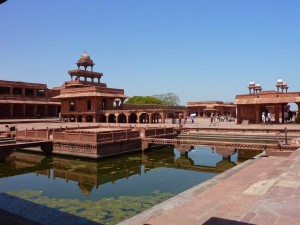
[53,52,128,123]
[54,52,186,123]
[235,79,300,124]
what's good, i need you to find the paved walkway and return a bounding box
[119,150,300,225]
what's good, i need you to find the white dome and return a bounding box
[277,78,283,83]
[255,83,261,87]
[249,80,255,85]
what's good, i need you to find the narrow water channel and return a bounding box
[0,146,260,225]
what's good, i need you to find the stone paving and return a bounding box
[119,147,300,225]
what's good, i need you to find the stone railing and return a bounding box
[97,130,140,143]
[53,132,96,144]
[143,127,176,137]
[16,129,50,141]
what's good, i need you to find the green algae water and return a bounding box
[0,146,251,225]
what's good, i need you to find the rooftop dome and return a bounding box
[277,78,283,83]
[255,83,261,87]
[77,51,94,69]
[249,80,255,85]
[80,52,90,59]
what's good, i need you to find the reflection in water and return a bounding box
[0,146,256,225]
[0,146,241,196]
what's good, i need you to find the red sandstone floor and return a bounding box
[119,149,300,225]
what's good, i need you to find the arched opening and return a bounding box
[151,113,162,123]
[139,113,149,123]
[117,113,126,123]
[108,114,116,123]
[77,115,82,122]
[25,105,34,117]
[13,105,23,117]
[128,113,137,123]
[99,114,106,123]
[0,104,10,118]
[86,115,93,122]
[70,115,76,122]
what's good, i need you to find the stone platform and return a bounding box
[119,149,300,225]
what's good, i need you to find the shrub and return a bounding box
[295,116,299,123]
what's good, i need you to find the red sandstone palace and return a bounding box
[0,80,60,118]
[235,79,300,124]
[53,52,186,123]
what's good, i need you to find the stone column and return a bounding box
[161,113,165,124]
[275,104,279,124]
[148,113,153,124]
[125,114,129,124]
[22,88,25,97]
[281,103,286,123]
[296,102,300,117]
[9,87,13,95]
[255,105,260,124]
[236,106,242,124]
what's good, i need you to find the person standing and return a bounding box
[209,113,214,126]
[261,112,265,125]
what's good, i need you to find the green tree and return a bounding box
[153,93,180,106]
[125,96,163,105]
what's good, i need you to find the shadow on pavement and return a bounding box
[0,193,99,225]
[203,217,254,225]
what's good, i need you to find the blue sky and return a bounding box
[1,0,300,105]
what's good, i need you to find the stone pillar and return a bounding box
[93,116,96,123]
[22,88,25,97]
[281,103,286,123]
[9,87,13,95]
[275,104,279,124]
[236,106,242,124]
[115,114,119,123]
[105,114,109,123]
[161,113,165,124]
[149,113,153,124]
[255,105,260,124]
[296,102,300,117]
[126,114,130,124]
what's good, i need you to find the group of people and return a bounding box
[209,113,219,126]
[208,113,233,126]
[261,111,272,125]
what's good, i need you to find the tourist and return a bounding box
[261,112,265,125]
[178,113,182,125]
[183,113,187,124]
[214,113,219,126]
[191,116,194,124]
[284,110,289,123]
[267,112,272,125]
[209,113,214,126]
